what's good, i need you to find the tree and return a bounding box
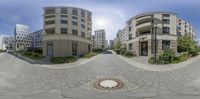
[177,34,198,53]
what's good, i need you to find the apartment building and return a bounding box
[43,6,92,57]
[116,29,126,48]
[14,24,33,51]
[109,40,114,49]
[0,35,15,50]
[125,12,195,56]
[33,29,43,49]
[93,29,106,49]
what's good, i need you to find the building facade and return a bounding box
[116,29,126,48]
[14,24,33,51]
[109,40,114,49]
[33,29,43,49]
[0,35,15,50]
[43,6,92,57]
[93,29,106,49]
[125,12,195,56]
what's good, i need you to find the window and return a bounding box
[129,27,132,32]
[163,19,170,24]
[128,20,132,25]
[61,15,68,18]
[129,34,132,40]
[129,43,132,50]
[81,10,85,18]
[72,8,78,15]
[45,15,55,19]
[163,14,170,17]
[72,21,78,26]
[45,28,55,34]
[72,16,78,20]
[81,32,85,38]
[45,20,55,25]
[81,19,85,23]
[45,8,55,14]
[61,8,68,14]
[61,28,68,34]
[162,40,170,50]
[72,29,78,36]
[81,24,85,29]
[163,27,170,34]
[87,12,91,21]
[61,20,68,24]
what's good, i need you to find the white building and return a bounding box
[116,29,126,48]
[0,35,15,50]
[14,24,33,51]
[93,29,107,49]
[33,29,43,49]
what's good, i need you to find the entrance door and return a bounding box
[72,42,77,56]
[141,41,148,56]
[47,44,53,56]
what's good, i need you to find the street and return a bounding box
[0,53,200,99]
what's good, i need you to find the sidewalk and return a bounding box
[111,50,200,71]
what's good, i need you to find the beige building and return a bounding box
[92,29,107,49]
[125,12,195,56]
[116,29,126,48]
[43,6,92,57]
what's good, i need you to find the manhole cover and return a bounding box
[93,78,125,90]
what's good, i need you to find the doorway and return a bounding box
[47,44,53,56]
[140,41,148,56]
[72,42,77,56]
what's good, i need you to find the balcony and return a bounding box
[135,15,152,22]
[136,28,151,37]
[136,22,152,29]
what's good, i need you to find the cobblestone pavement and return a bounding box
[0,53,200,99]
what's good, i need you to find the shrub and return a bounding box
[158,49,176,64]
[33,53,39,57]
[24,51,32,56]
[148,57,156,64]
[65,56,77,63]
[0,50,5,52]
[93,49,103,53]
[123,51,135,58]
[120,49,126,55]
[50,56,77,64]
[83,52,97,58]
[115,49,121,54]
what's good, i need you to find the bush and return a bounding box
[83,52,97,58]
[50,56,77,64]
[120,49,126,55]
[157,49,176,64]
[173,53,189,63]
[114,49,121,54]
[33,53,39,57]
[50,57,66,64]
[24,51,32,56]
[65,56,77,63]
[148,57,156,64]
[123,51,136,58]
[0,50,5,52]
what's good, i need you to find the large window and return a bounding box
[45,8,55,14]
[129,34,132,40]
[81,32,85,38]
[45,15,55,19]
[61,28,68,34]
[81,10,85,18]
[163,14,170,17]
[72,29,78,36]
[61,20,68,24]
[163,27,170,34]
[72,8,78,15]
[81,24,85,29]
[72,16,78,20]
[45,20,55,25]
[129,43,132,50]
[61,15,68,18]
[163,19,170,24]
[45,28,55,34]
[61,8,68,14]
[129,27,132,32]
[72,21,78,26]
[162,40,170,50]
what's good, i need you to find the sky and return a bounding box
[0,0,199,42]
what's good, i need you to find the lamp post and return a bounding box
[154,24,157,63]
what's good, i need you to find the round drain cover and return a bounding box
[93,78,125,90]
[99,80,118,88]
